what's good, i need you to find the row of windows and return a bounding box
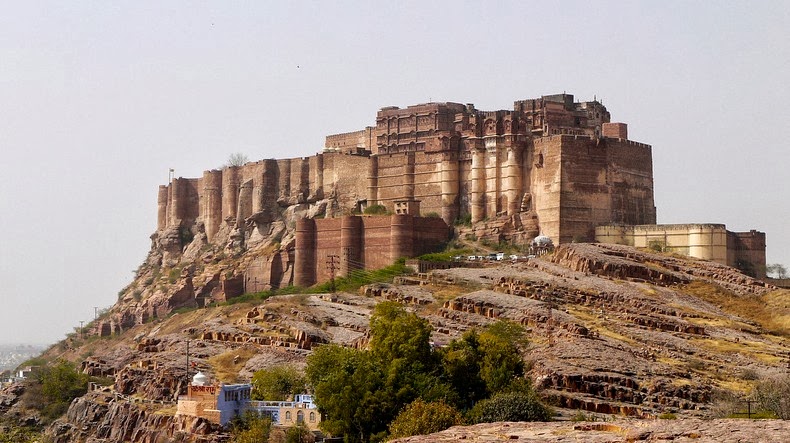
[284,410,317,422]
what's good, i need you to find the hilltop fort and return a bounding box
[152,93,764,295]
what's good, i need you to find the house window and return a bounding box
[285,411,291,421]
[310,412,316,422]
[297,411,304,423]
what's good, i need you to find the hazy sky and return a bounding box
[1,1,788,345]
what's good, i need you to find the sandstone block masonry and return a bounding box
[294,214,450,286]
[327,93,656,243]
[156,93,656,252]
[596,224,767,278]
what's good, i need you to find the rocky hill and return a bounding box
[1,217,788,441]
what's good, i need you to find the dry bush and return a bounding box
[709,388,742,418]
[753,374,790,419]
[208,347,259,383]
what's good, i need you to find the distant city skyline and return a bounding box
[1,1,788,345]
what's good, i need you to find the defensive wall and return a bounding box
[157,152,370,242]
[156,94,657,255]
[152,93,771,285]
[294,214,450,286]
[595,224,766,278]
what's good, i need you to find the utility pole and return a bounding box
[79,321,84,339]
[185,340,190,386]
[326,254,339,293]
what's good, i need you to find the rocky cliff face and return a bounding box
[98,192,337,339]
[2,238,786,442]
[47,392,224,443]
[388,419,790,443]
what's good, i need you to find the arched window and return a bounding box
[310,412,316,422]
[285,411,291,421]
[297,410,304,423]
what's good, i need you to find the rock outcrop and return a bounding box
[388,419,790,443]
[3,243,784,442]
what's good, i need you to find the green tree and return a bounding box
[470,391,552,423]
[307,303,450,442]
[478,321,526,394]
[39,360,89,404]
[34,359,90,420]
[285,421,313,443]
[369,302,434,366]
[231,413,272,443]
[387,399,463,439]
[306,344,385,442]
[439,330,486,410]
[251,365,307,401]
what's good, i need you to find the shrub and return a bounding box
[285,421,313,443]
[21,360,91,422]
[231,412,272,443]
[167,265,184,284]
[570,410,594,422]
[364,204,389,215]
[417,252,456,262]
[658,412,677,419]
[40,360,89,405]
[454,213,472,227]
[470,391,552,423]
[178,226,194,245]
[311,260,411,293]
[388,399,463,439]
[739,368,760,381]
[423,211,441,218]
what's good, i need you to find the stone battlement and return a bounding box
[156,93,658,277]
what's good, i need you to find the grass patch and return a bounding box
[153,406,178,416]
[681,282,789,336]
[311,259,412,293]
[208,347,259,384]
[565,306,639,346]
[220,285,307,306]
[727,410,777,419]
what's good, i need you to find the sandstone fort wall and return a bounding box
[294,215,449,287]
[595,224,765,278]
[158,152,371,241]
[158,94,659,250]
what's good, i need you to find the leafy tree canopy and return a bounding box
[387,399,463,439]
[470,391,553,423]
[251,365,307,401]
[306,303,547,442]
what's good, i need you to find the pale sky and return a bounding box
[1,1,788,345]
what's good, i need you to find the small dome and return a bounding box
[533,235,553,247]
[192,371,209,386]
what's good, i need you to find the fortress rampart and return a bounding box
[150,92,768,284]
[294,215,449,286]
[595,224,766,278]
[157,152,370,241]
[154,93,662,284]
